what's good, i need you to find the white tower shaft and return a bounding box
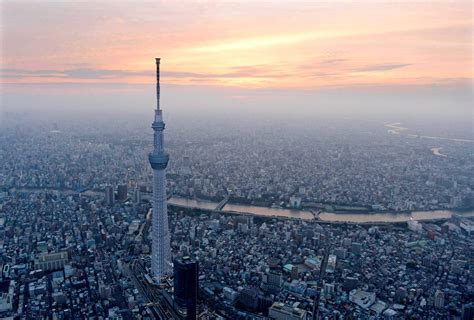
[149,58,171,279]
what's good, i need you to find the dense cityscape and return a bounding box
[0,107,473,319]
[0,178,473,319]
[1,113,473,213]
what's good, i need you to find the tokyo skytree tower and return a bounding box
[148,58,171,279]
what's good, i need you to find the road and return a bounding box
[313,245,330,320]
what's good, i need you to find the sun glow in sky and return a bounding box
[1,0,472,89]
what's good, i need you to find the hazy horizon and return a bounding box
[1,0,472,133]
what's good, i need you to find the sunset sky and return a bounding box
[1,0,472,90]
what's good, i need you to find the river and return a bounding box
[8,187,473,223]
[431,147,447,157]
[168,197,474,223]
[384,122,474,143]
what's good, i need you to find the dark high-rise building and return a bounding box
[104,185,114,206]
[263,270,282,294]
[116,184,128,201]
[343,276,359,291]
[133,186,141,204]
[174,256,198,320]
[239,287,259,312]
[462,303,474,320]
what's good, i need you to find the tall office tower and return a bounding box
[133,186,141,204]
[434,289,445,309]
[264,269,282,294]
[149,58,171,280]
[104,185,114,206]
[462,303,474,320]
[117,184,128,201]
[173,256,199,320]
[264,258,282,294]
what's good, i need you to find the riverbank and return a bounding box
[384,122,474,143]
[4,187,473,224]
[168,197,474,224]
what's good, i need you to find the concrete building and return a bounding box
[323,282,335,297]
[289,196,302,208]
[326,254,337,273]
[263,270,282,293]
[133,186,141,204]
[116,184,128,201]
[0,281,14,313]
[223,287,238,302]
[104,185,114,206]
[408,220,422,233]
[269,302,307,320]
[349,289,376,310]
[34,252,68,271]
[434,290,444,309]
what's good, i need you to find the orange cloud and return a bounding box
[1,1,472,89]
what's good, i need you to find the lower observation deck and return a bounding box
[149,152,169,170]
[152,121,165,130]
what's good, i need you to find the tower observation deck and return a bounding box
[149,58,171,279]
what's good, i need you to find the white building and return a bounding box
[434,290,445,309]
[407,220,422,233]
[223,287,238,302]
[324,282,335,297]
[326,255,337,273]
[349,289,376,310]
[289,196,302,208]
[460,220,474,235]
[269,302,307,320]
[34,252,68,272]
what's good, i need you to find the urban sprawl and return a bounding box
[0,113,473,319]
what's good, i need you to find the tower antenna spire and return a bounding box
[155,57,161,111]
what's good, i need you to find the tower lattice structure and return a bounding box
[148,58,171,279]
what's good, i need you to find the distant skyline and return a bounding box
[1,0,472,90]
